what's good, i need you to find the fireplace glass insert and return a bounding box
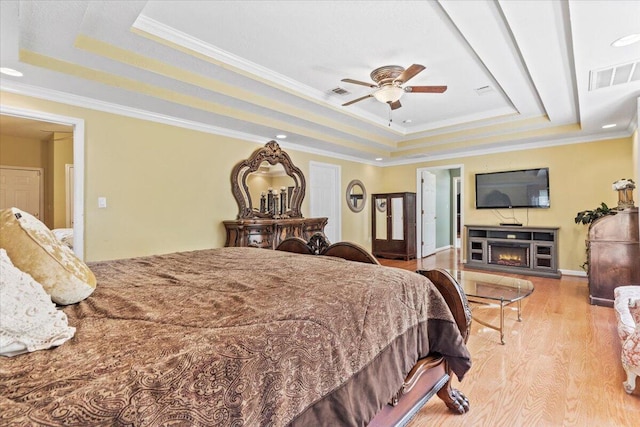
[488,242,530,268]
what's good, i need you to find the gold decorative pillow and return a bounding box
[0,208,96,305]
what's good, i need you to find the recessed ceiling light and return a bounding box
[403,119,412,124]
[602,123,617,129]
[276,134,287,139]
[0,67,23,77]
[611,33,640,47]
[375,157,383,161]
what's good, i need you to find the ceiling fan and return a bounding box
[341,64,447,110]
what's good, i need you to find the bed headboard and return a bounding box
[276,233,380,265]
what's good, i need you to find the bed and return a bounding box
[0,239,471,426]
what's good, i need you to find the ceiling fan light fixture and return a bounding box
[611,33,640,47]
[373,85,404,103]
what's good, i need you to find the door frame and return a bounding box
[0,105,86,260]
[65,163,74,228]
[0,165,45,220]
[415,164,464,259]
[452,176,461,248]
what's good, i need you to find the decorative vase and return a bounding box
[617,188,635,209]
[280,188,287,216]
[260,193,266,213]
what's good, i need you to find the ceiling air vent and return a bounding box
[474,85,494,95]
[589,60,640,91]
[330,87,350,95]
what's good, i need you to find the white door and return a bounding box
[421,170,437,256]
[0,167,43,219]
[309,162,341,243]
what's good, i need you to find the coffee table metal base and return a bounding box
[467,296,523,345]
[442,270,534,345]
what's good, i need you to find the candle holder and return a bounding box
[613,179,636,209]
[280,187,287,217]
[273,193,280,217]
[267,188,274,215]
[260,192,266,213]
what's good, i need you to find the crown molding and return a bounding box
[0,80,380,166]
[131,14,406,134]
[382,127,633,166]
[1,80,632,169]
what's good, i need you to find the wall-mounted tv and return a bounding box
[475,168,550,209]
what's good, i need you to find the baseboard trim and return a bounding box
[559,269,587,277]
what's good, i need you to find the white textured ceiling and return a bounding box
[0,0,638,164]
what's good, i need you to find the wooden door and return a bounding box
[0,166,43,220]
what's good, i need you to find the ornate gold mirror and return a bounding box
[231,141,306,219]
[346,180,366,213]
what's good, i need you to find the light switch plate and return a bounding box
[98,197,107,208]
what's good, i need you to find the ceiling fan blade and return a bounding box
[388,100,402,110]
[395,64,425,84]
[404,85,448,93]
[342,94,374,106]
[341,78,377,88]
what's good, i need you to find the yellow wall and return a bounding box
[0,134,46,167]
[0,133,70,228]
[633,128,638,185]
[1,91,382,261]
[49,134,73,228]
[383,137,634,273]
[1,90,634,272]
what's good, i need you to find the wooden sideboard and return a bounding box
[587,208,640,307]
[224,217,328,249]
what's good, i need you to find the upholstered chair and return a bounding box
[614,286,640,394]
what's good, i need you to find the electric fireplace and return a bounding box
[465,225,560,278]
[488,242,530,268]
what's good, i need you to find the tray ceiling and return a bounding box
[1,0,638,164]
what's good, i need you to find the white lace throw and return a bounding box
[0,249,75,357]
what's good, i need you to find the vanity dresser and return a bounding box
[224,141,327,249]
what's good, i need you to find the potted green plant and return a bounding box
[574,202,618,271]
[574,202,616,225]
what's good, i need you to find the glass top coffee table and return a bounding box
[447,269,534,344]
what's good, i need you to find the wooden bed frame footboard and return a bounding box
[276,235,472,426]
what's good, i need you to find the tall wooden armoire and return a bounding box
[587,207,640,306]
[371,192,416,260]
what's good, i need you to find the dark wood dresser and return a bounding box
[224,217,327,249]
[587,207,640,306]
[224,141,328,250]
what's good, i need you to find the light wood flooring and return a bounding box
[377,249,640,427]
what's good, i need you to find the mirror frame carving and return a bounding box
[346,179,367,213]
[231,141,306,219]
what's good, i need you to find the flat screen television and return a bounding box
[475,168,550,209]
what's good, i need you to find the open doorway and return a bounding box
[415,164,463,259]
[0,106,85,259]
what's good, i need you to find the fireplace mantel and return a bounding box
[465,225,560,278]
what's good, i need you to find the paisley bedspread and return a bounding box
[0,247,470,426]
